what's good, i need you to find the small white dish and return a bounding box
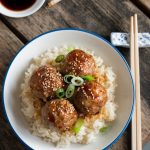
[3,29,135,150]
[0,0,45,18]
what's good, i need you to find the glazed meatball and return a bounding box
[30,65,64,101]
[61,49,96,76]
[42,99,78,132]
[73,81,107,115]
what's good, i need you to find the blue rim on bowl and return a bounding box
[2,28,135,150]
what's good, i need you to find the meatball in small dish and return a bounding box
[60,49,96,76]
[73,81,107,115]
[30,65,64,101]
[42,99,78,132]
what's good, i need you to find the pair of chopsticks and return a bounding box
[130,14,142,150]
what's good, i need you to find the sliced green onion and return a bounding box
[66,47,74,52]
[56,88,65,98]
[82,75,95,81]
[71,77,84,86]
[72,118,84,134]
[55,55,65,63]
[64,75,75,84]
[99,126,109,133]
[65,84,75,98]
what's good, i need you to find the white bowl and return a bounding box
[3,29,135,150]
[0,0,45,18]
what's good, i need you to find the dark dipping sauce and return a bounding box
[0,0,36,11]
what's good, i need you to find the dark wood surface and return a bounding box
[138,0,150,10]
[0,0,150,149]
[130,0,150,17]
[0,20,24,150]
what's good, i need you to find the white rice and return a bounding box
[20,46,117,147]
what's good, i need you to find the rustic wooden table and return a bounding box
[0,0,150,149]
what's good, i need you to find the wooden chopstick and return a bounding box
[130,14,142,150]
[48,0,62,7]
[130,16,137,150]
[134,14,142,150]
